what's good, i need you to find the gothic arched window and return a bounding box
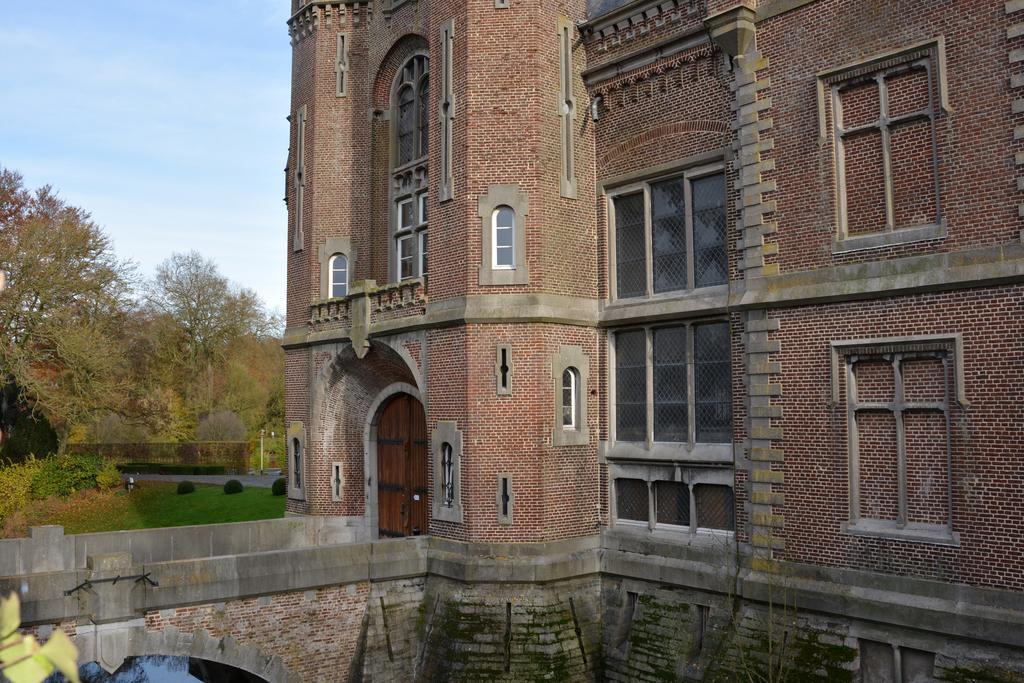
[392,54,430,281]
[395,55,429,166]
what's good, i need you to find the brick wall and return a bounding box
[773,285,1024,591]
[145,583,370,682]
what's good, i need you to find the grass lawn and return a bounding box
[4,481,285,537]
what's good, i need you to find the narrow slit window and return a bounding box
[335,34,349,97]
[497,345,512,394]
[329,254,348,298]
[441,442,454,507]
[557,18,577,198]
[293,106,307,252]
[492,206,515,269]
[332,463,342,500]
[439,21,455,201]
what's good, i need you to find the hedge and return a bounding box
[67,442,249,473]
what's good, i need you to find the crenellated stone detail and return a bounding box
[1008,1,1024,241]
[310,279,426,328]
[288,2,370,46]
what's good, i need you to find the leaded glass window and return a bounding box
[694,322,731,443]
[653,326,687,442]
[694,484,734,531]
[655,481,689,527]
[615,478,648,522]
[614,322,731,445]
[611,168,727,299]
[614,192,645,298]
[615,330,647,442]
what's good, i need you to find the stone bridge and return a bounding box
[4,521,1023,682]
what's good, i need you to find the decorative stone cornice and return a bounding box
[588,41,715,95]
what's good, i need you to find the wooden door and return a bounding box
[377,394,428,537]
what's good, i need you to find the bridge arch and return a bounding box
[73,623,301,683]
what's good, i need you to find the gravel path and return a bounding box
[121,473,283,489]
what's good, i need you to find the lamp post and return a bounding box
[259,428,265,475]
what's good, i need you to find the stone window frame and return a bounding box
[607,319,732,463]
[817,37,950,253]
[495,344,513,395]
[438,20,455,202]
[318,237,355,301]
[830,334,964,546]
[292,105,307,253]
[557,16,578,199]
[478,184,529,286]
[551,346,590,447]
[335,33,349,97]
[857,638,936,683]
[286,421,306,500]
[609,461,735,540]
[431,421,463,523]
[606,160,728,303]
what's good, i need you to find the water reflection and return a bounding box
[45,655,267,682]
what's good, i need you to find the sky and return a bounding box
[0,1,292,314]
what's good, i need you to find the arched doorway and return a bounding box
[376,393,428,537]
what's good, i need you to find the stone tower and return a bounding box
[283,0,600,544]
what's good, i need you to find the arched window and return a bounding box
[329,253,348,298]
[562,367,579,430]
[395,55,429,166]
[393,54,429,281]
[492,206,515,269]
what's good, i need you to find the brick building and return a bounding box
[282,0,1024,679]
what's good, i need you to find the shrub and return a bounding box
[0,457,43,524]
[223,479,243,495]
[271,477,286,496]
[177,480,196,495]
[29,453,105,499]
[96,461,122,490]
[196,411,247,442]
[0,412,58,463]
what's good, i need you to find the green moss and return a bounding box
[938,666,1024,683]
